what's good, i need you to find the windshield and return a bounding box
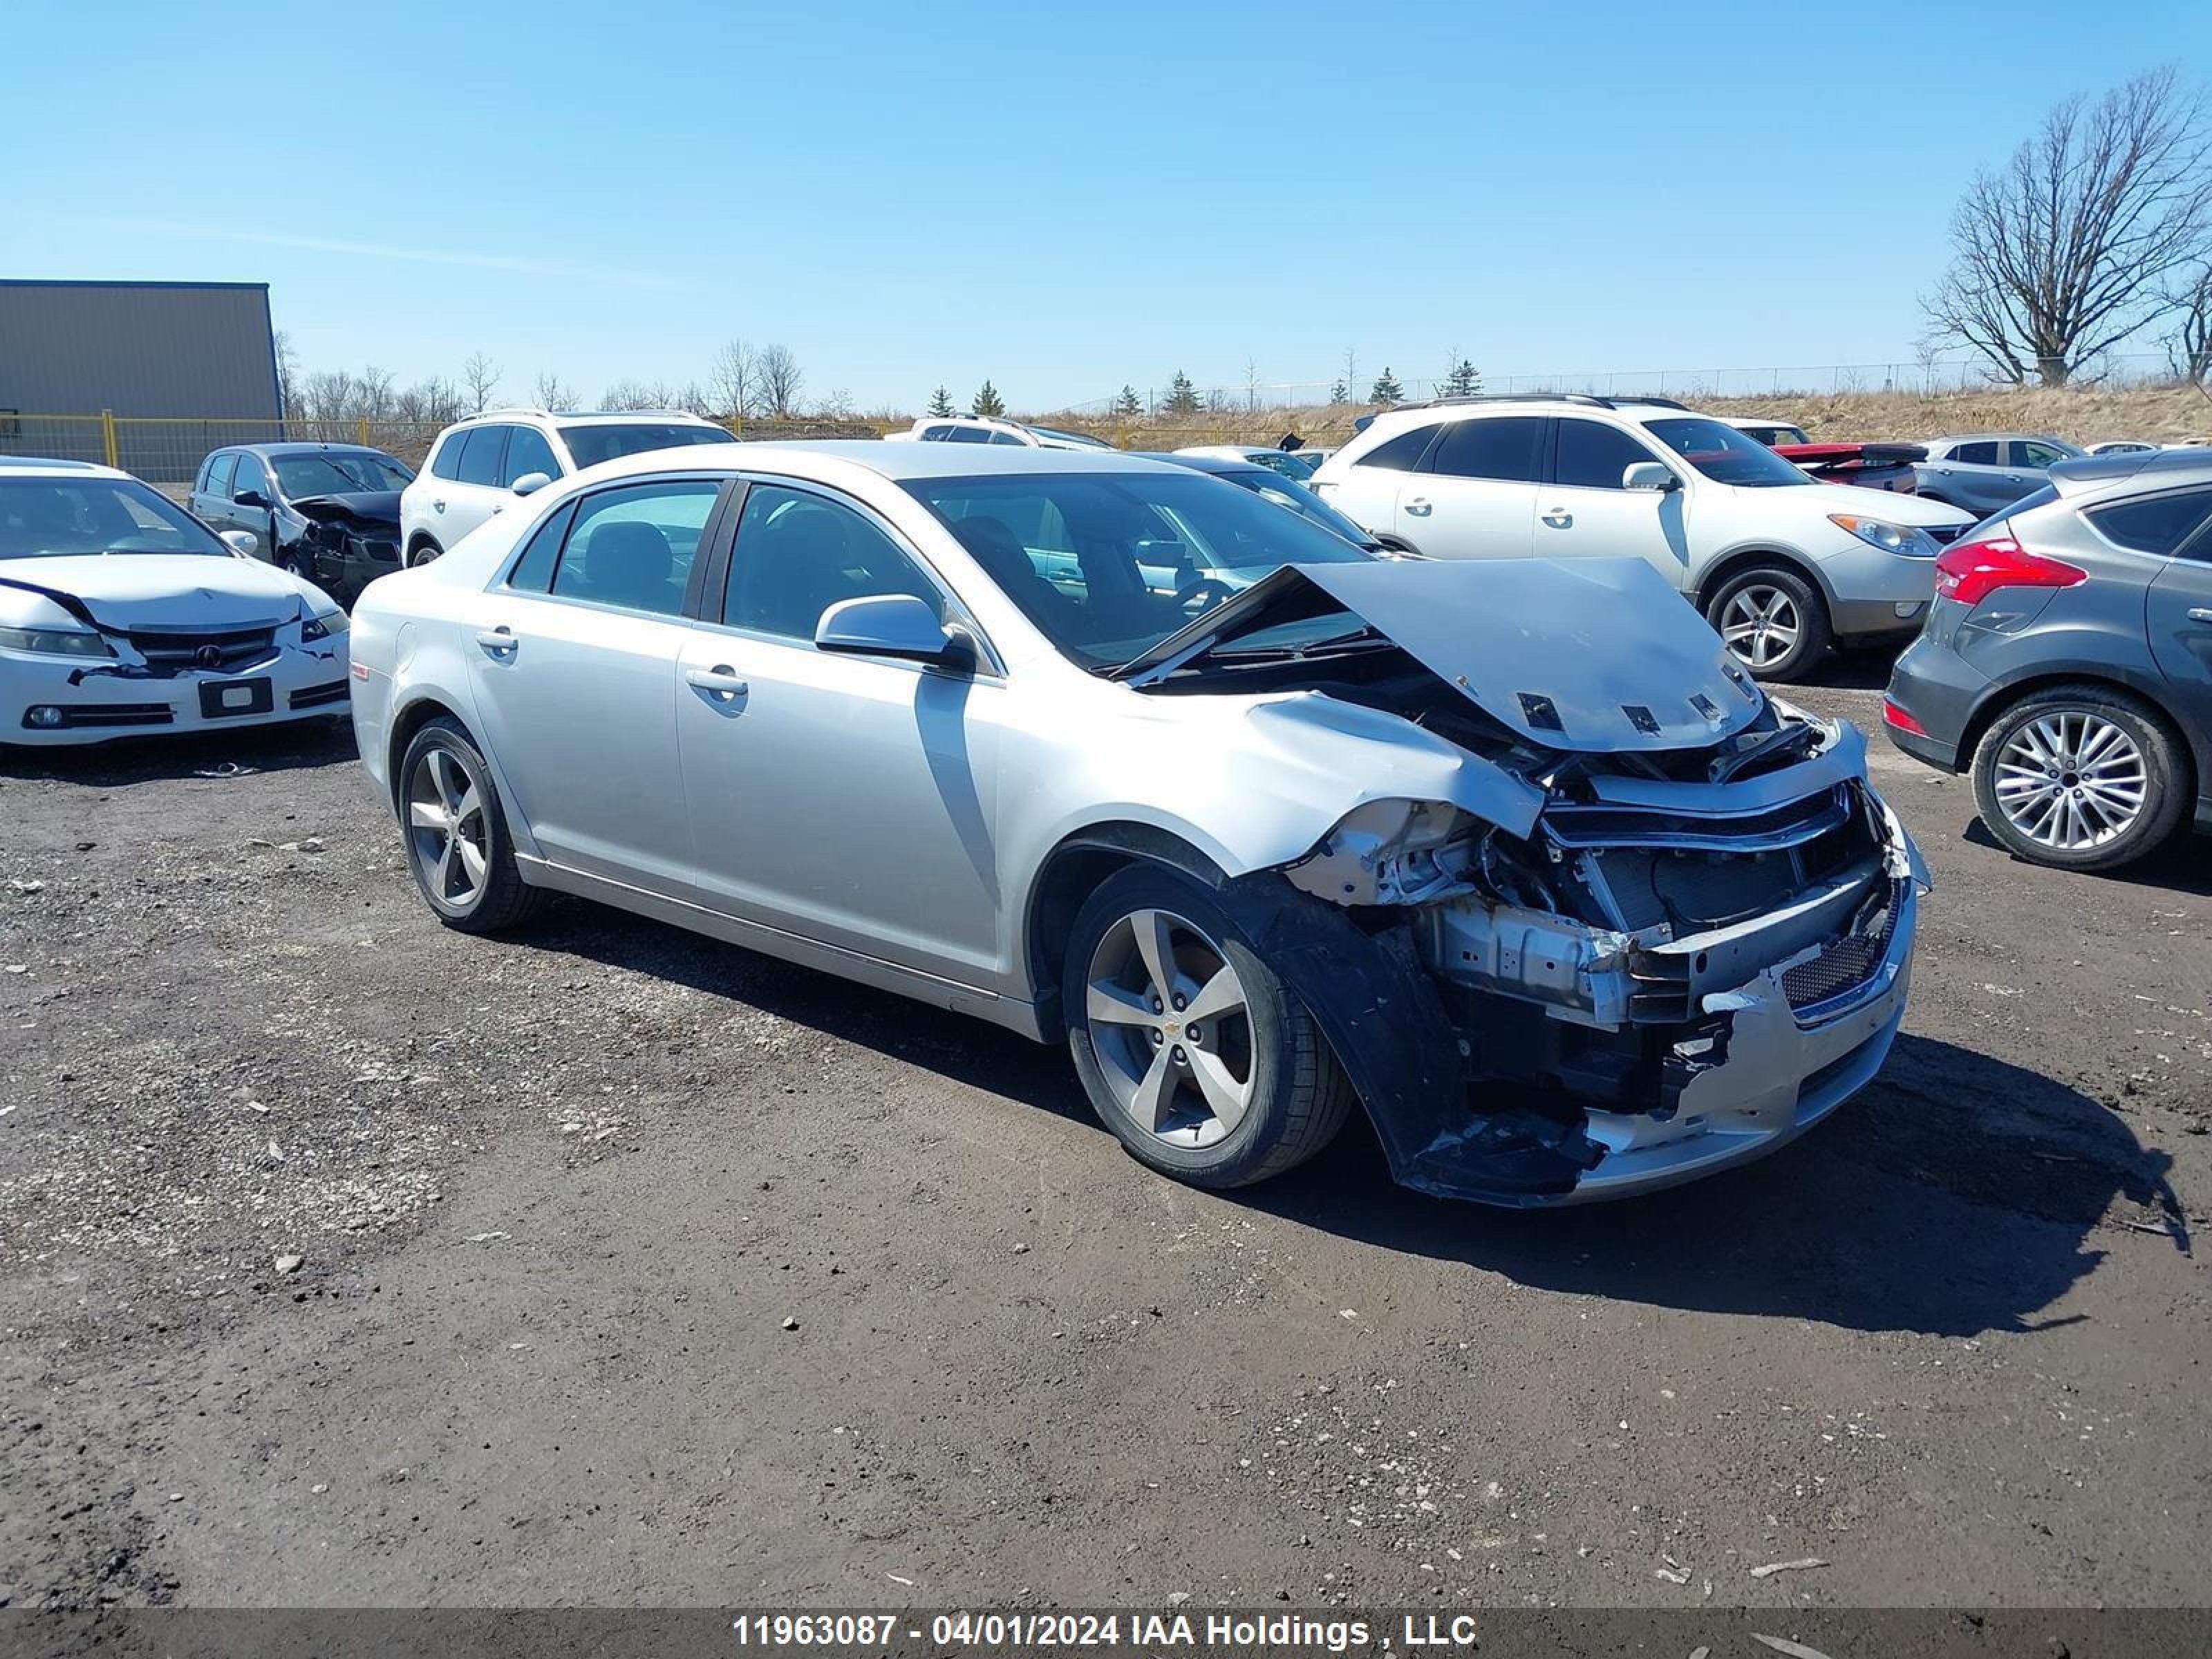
[899,469,1374,671]
[1219,469,1375,546]
[1645,418,1813,487]
[272,451,413,498]
[559,422,740,469]
[0,476,234,559]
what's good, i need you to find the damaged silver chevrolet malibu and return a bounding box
[349,444,1926,1204]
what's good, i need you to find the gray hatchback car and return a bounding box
[1884,448,2212,870]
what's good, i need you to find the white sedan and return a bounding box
[0,458,351,744]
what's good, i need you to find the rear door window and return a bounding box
[429,433,467,481]
[547,479,722,617]
[1953,441,2000,466]
[456,426,510,487]
[2087,487,2212,557]
[1428,417,1548,482]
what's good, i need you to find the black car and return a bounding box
[1883,447,2212,871]
[189,443,415,606]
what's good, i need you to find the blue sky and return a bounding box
[7,1,2205,411]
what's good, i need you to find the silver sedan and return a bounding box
[350,444,1924,1204]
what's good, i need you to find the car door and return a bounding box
[1395,415,1545,559]
[1321,424,1436,541]
[434,424,512,548]
[1535,417,1693,587]
[465,474,733,892]
[2102,486,2212,741]
[224,451,276,559]
[675,478,1008,982]
[1933,440,2016,514]
[191,451,236,534]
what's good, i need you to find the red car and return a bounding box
[1725,420,1923,494]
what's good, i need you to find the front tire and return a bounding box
[1706,565,1831,682]
[1970,685,2188,871]
[1062,865,1353,1188]
[397,716,543,932]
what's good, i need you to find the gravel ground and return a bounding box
[1,666,2205,1611]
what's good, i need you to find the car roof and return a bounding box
[2047,444,2212,500]
[0,455,126,478]
[560,438,1179,487]
[448,409,723,429]
[218,442,394,458]
[1924,432,2068,446]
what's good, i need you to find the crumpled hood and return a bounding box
[1123,556,1770,752]
[290,490,401,526]
[0,553,315,632]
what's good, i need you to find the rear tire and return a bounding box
[1706,565,1831,682]
[406,539,444,570]
[396,716,544,932]
[1062,865,1353,1189]
[1969,685,2188,872]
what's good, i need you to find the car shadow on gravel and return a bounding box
[0,718,357,787]
[527,897,2177,1339]
[1959,816,2212,896]
[1248,1032,2184,1338]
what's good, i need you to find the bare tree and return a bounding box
[756,344,804,417]
[462,352,502,413]
[272,330,301,420]
[2165,259,2212,382]
[531,371,577,411]
[709,339,757,419]
[1243,357,1261,411]
[1923,68,2212,385]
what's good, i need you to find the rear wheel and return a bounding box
[1706,565,1831,682]
[1063,865,1353,1188]
[1970,686,2188,871]
[397,716,543,931]
[406,539,444,570]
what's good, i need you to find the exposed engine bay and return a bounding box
[1132,558,1927,1203]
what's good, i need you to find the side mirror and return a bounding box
[1622,462,1679,492]
[233,488,270,509]
[510,471,552,497]
[814,594,954,663]
[219,530,257,556]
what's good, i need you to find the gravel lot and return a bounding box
[1,666,2206,1611]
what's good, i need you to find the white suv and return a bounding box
[400,409,738,568]
[884,415,1110,451]
[1308,395,1974,680]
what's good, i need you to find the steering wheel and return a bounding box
[1175,575,1239,615]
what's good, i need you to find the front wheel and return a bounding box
[397,716,544,932]
[1706,565,1831,682]
[1062,866,1353,1188]
[1970,686,2189,871]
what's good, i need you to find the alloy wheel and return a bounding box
[1718,583,1801,671]
[1083,908,1255,1148]
[406,744,491,910]
[1992,711,2148,852]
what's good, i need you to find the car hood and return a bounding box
[0,553,320,631]
[1119,556,1768,753]
[290,490,402,525]
[1785,479,1971,526]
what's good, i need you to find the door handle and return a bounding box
[1541,508,1573,529]
[475,626,518,657]
[490,505,505,515]
[1403,496,1433,517]
[2188,609,2212,624]
[432,498,447,512]
[686,664,749,702]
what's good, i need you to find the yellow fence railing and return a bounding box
[0,412,900,486]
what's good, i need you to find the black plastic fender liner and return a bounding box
[1212,871,1604,1205]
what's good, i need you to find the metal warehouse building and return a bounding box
[0,279,281,480]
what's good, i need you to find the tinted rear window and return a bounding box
[456,426,509,487]
[1354,427,1436,472]
[2086,487,2212,556]
[1428,416,1547,483]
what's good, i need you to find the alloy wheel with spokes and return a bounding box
[1990,711,2147,852]
[1719,583,1802,672]
[408,745,491,911]
[1084,908,1255,1148]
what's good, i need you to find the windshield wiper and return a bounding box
[1209,625,1393,662]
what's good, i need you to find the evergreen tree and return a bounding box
[1368,366,1405,404]
[1113,384,1143,417]
[1328,377,1349,404]
[973,380,1006,418]
[1163,371,1201,416]
[1444,357,1482,397]
[927,386,956,418]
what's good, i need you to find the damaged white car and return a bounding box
[1,458,351,743]
[349,444,1924,1203]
